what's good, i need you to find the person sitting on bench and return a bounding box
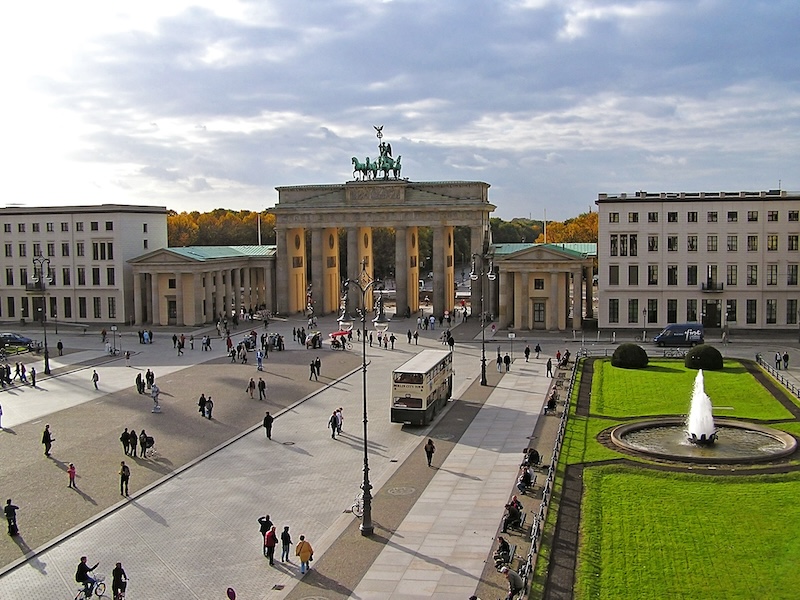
[523,448,540,468]
[516,468,533,495]
[509,495,523,512]
[546,395,557,414]
[494,536,511,567]
[502,502,522,532]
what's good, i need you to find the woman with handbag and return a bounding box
[295,535,314,574]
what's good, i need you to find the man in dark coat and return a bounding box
[263,412,274,439]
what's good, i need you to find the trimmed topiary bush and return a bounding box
[611,343,649,369]
[684,344,723,370]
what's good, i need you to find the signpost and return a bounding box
[508,332,516,361]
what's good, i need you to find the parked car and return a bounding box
[0,332,34,349]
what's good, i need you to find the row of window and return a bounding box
[611,234,799,255]
[608,264,799,287]
[608,298,799,326]
[3,241,116,260]
[4,267,116,287]
[609,210,800,223]
[3,221,117,233]
[1,296,116,320]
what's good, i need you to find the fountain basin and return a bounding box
[610,418,797,464]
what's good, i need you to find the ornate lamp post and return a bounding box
[470,253,496,386]
[338,259,390,536]
[31,255,52,375]
[642,307,648,342]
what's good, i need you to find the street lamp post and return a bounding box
[31,256,52,375]
[338,259,390,537]
[642,308,647,342]
[470,253,496,386]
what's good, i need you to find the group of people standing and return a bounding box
[134,369,156,394]
[257,514,313,574]
[328,408,345,439]
[775,351,790,370]
[197,394,214,419]
[119,428,153,459]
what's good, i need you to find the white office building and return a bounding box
[0,204,168,327]
[596,190,800,332]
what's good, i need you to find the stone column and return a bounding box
[432,226,445,315]
[175,272,184,325]
[286,228,306,314]
[406,227,419,314]
[204,271,213,323]
[275,228,288,315]
[133,270,143,325]
[347,227,360,312]
[243,266,252,311]
[572,269,583,330]
[584,266,593,319]
[214,271,224,322]
[192,271,203,326]
[517,271,529,330]
[232,267,240,315]
[549,272,559,331]
[395,226,408,318]
[150,272,160,325]
[322,228,339,315]
[311,228,323,316]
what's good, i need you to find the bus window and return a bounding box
[394,372,423,384]
[393,396,423,408]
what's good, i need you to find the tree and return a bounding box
[167,212,199,247]
[535,212,598,243]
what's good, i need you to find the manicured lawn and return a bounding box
[577,465,800,599]
[591,360,793,420]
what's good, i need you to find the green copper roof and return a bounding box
[492,242,596,258]
[167,245,277,261]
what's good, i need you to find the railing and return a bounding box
[701,282,724,292]
[25,282,46,292]
[756,354,800,399]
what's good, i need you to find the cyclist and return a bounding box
[75,556,99,597]
[111,562,128,599]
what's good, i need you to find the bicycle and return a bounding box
[75,574,106,599]
[351,492,364,518]
[113,579,128,600]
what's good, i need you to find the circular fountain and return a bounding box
[610,370,797,464]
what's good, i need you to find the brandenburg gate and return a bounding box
[271,129,495,318]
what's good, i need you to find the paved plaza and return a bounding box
[0,315,798,599]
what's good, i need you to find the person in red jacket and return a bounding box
[264,526,278,566]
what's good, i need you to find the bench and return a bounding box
[495,543,518,570]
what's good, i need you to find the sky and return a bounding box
[2,0,799,221]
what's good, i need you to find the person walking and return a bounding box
[546,357,553,378]
[4,499,19,536]
[524,345,531,362]
[413,330,419,345]
[205,397,213,419]
[0,402,3,430]
[247,378,256,399]
[309,361,318,381]
[264,526,278,566]
[329,411,339,439]
[67,463,77,488]
[280,526,293,562]
[172,334,178,349]
[129,430,138,457]
[535,343,541,359]
[258,378,267,400]
[258,515,273,556]
[424,438,436,467]
[120,428,131,456]
[57,340,64,356]
[30,367,36,387]
[503,353,511,372]
[42,424,54,457]
[138,431,147,458]
[135,372,144,394]
[407,329,413,343]
[336,408,343,434]
[263,412,274,439]
[119,461,130,496]
[496,352,503,372]
[91,369,99,390]
[198,394,207,416]
[314,356,321,378]
[784,351,790,370]
[295,535,313,574]
[775,351,782,369]
[125,350,131,367]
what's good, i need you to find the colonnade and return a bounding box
[131,263,273,326]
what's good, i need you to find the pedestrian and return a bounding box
[263,411,274,439]
[407,329,412,343]
[68,463,77,488]
[91,369,99,390]
[138,430,147,458]
[172,334,178,349]
[314,356,321,378]
[535,343,541,359]
[369,332,373,347]
[125,351,131,367]
[504,353,511,372]
[265,526,278,565]
[524,345,530,362]
[424,438,436,467]
[57,340,63,356]
[556,350,562,364]
[119,461,130,495]
[189,335,194,350]
[256,349,264,371]
[309,361,318,381]
[120,428,131,455]
[496,352,503,372]
[546,358,553,378]
[30,366,36,387]
[20,364,27,383]
[447,335,455,352]
[111,562,128,600]
[205,397,213,419]
[329,411,339,439]
[135,373,143,394]
[390,333,396,349]
[42,424,54,457]
[198,393,207,416]
[784,351,790,370]
[129,430,138,457]
[0,402,3,430]
[247,378,256,398]
[258,378,266,400]
[258,515,273,556]
[281,526,293,562]
[295,535,314,574]
[336,407,343,434]
[413,331,419,345]
[5,499,20,536]
[177,340,183,356]
[776,351,782,369]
